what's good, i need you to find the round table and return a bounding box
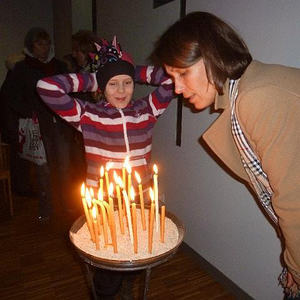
[69,210,185,299]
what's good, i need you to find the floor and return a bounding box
[0,194,237,299]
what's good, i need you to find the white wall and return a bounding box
[98,1,300,299]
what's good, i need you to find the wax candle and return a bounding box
[99,166,104,196]
[95,201,102,234]
[81,183,95,241]
[135,171,146,230]
[160,205,166,243]
[148,187,155,254]
[108,183,118,253]
[126,164,132,196]
[131,201,138,254]
[153,164,159,232]
[122,156,129,188]
[89,187,94,199]
[114,172,125,234]
[96,190,109,247]
[122,189,133,244]
[92,206,100,250]
[105,162,113,196]
[85,189,96,242]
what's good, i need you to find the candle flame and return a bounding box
[153,164,158,174]
[86,189,92,207]
[118,176,124,189]
[126,164,131,174]
[124,156,131,173]
[89,187,94,198]
[106,161,113,171]
[135,171,141,184]
[98,188,103,201]
[114,172,123,187]
[100,166,104,177]
[109,182,114,196]
[124,156,129,167]
[149,187,154,202]
[130,186,135,202]
[92,205,97,219]
[81,182,85,197]
[113,171,118,182]
[122,189,129,201]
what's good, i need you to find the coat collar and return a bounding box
[202,80,249,181]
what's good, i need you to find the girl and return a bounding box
[37,37,174,299]
[37,38,174,189]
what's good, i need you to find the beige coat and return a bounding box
[203,60,300,284]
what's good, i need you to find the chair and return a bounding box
[0,143,13,216]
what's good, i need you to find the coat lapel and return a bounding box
[202,83,249,182]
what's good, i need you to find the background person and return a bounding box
[0,27,74,223]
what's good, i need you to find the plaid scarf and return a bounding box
[229,79,277,223]
[229,79,300,297]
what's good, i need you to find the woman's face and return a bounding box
[165,59,217,110]
[104,74,134,109]
[32,39,51,62]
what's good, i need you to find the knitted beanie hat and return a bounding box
[91,36,135,91]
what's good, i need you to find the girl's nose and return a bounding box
[118,83,125,92]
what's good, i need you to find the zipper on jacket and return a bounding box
[118,108,130,155]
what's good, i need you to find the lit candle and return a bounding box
[108,183,117,253]
[81,183,95,241]
[92,206,100,250]
[122,189,133,244]
[131,190,138,254]
[153,164,159,232]
[135,171,146,230]
[122,156,129,188]
[160,205,165,243]
[94,196,102,234]
[126,163,132,195]
[105,162,113,197]
[89,187,95,199]
[97,189,109,247]
[99,166,104,196]
[148,187,155,254]
[85,189,96,242]
[114,172,125,234]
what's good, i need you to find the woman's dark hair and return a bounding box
[24,27,50,53]
[151,11,252,95]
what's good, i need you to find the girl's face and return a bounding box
[32,39,51,62]
[165,59,217,110]
[104,74,134,109]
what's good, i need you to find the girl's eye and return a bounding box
[108,82,117,86]
[125,80,133,85]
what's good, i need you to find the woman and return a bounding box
[151,11,300,299]
[2,27,74,222]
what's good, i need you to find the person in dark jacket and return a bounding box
[1,27,77,222]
